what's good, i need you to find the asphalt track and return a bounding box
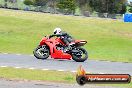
[0,78,120,88]
[0,53,132,75]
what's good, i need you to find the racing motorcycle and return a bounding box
[33,36,88,62]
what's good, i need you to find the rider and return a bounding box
[49,28,74,51]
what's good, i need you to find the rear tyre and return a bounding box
[33,45,50,59]
[72,48,88,62]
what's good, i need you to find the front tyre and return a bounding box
[72,48,88,62]
[33,45,50,59]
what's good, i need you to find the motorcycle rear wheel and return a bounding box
[33,45,50,59]
[72,48,88,62]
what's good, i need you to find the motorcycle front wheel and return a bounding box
[33,45,50,59]
[72,48,88,62]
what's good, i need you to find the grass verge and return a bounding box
[0,8,132,62]
[0,67,131,87]
[0,67,75,83]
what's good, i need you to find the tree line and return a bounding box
[2,0,132,17]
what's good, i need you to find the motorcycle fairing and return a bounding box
[40,37,72,60]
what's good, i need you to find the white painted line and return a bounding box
[0,66,7,68]
[42,69,49,71]
[16,54,21,55]
[3,53,8,54]
[28,68,35,70]
[58,70,64,72]
[15,67,21,69]
[99,72,105,74]
[29,55,34,56]
[0,66,97,74]
[71,71,76,73]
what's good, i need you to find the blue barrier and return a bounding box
[124,13,132,22]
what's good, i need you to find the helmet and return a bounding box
[54,28,62,34]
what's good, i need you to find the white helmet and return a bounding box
[54,28,62,34]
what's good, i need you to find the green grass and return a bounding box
[0,8,132,62]
[0,67,75,83]
[0,67,131,87]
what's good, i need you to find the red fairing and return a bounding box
[39,37,47,46]
[39,36,72,60]
[51,46,71,60]
[55,38,65,45]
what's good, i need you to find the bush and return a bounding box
[24,0,34,5]
[129,7,132,13]
[57,0,76,14]
[34,0,48,6]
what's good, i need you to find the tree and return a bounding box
[4,0,8,8]
[129,7,132,13]
[47,0,58,13]
[34,0,48,6]
[57,0,76,14]
[48,0,57,7]
[8,0,18,9]
[76,0,93,15]
[8,0,17,3]
[119,3,127,14]
[128,1,132,13]
[89,0,127,14]
[24,0,34,6]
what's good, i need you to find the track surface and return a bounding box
[0,78,121,88]
[0,53,132,75]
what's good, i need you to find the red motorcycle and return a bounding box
[33,36,88,62]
